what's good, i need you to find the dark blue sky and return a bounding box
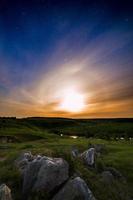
[0,0,133,117]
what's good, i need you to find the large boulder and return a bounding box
[80,148,95,167]
[52,177,96,200]
[21,155,69,198]
[33,157,69,192]
[0,184,12,200]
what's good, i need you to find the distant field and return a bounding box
[0,117,133,200]
[0,117,133,140]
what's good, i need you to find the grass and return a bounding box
[0,117,133,139]
[0,117,133,200]
[0,137,133,200]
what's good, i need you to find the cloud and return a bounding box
[0,20,133,117]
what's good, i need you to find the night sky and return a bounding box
[0,0,133,118]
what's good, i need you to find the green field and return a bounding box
[0,117,133,200]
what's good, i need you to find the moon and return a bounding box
[59,88,85,112]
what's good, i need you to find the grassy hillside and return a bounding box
[0,117,133,140]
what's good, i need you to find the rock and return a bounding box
[15,152,34,173]
[101,168,126,184]
[91,144,106,154]
[0,157,6,162]
[52,177,96,200]
[0,136,18,144]
[106,167,123,178]
[22,157,42,197]
[80,148,95,167]
[71,147,79,158]
[105,167,126,182]
[22,155,69,198]
[33,157,69,192]
[101,171,114,184]
[0,184,12,200]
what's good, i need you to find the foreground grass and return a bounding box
[0,137,133,200]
